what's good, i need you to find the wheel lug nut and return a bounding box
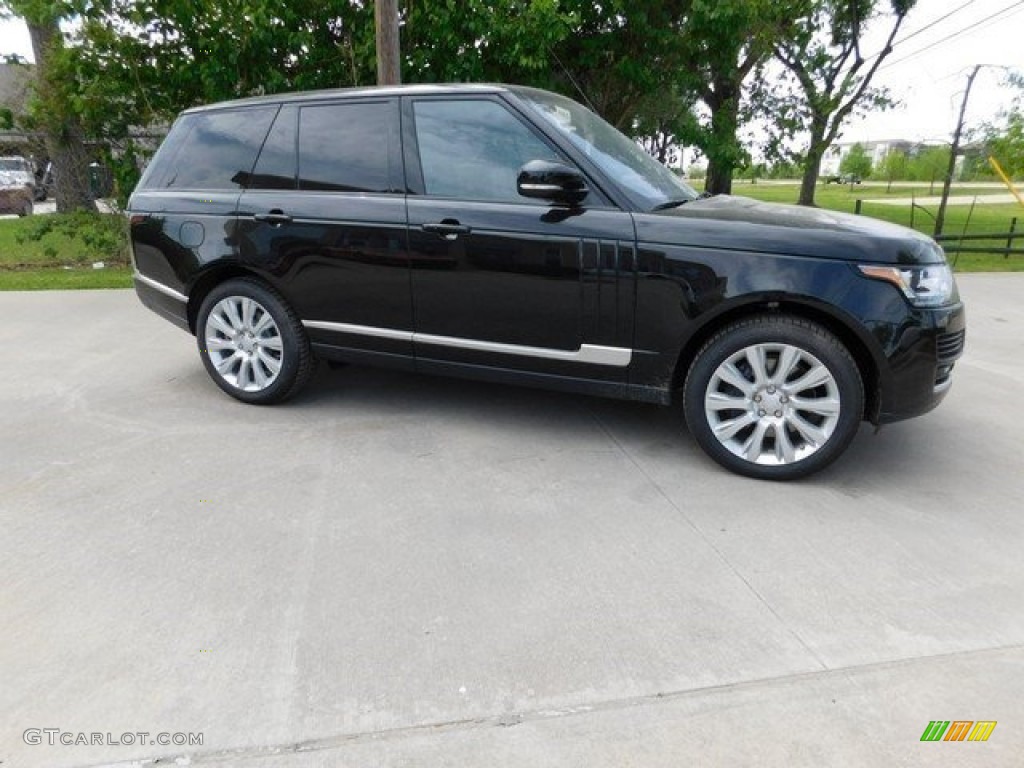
[758,409,766,417]
[754,394,762,402]
[774,410,782,418]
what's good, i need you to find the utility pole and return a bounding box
[375,0,401,86]
[934,65,980,237]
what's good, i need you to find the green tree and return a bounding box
[401,1,692,131]
[1,0,96,211]
[766,159,800,179]
[986,110,1024,179]
[763,0,916,206]
[840,142,872,179]
[878,148,907,191]
[74,1,378,130]
[673,0,782,195]
[401,0,571,87]
[634,87,699,166]
[907,146,950,193]
[533,1,694,131]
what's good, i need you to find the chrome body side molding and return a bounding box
[302,320,632,367]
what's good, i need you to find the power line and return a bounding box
[861,0,976,65]
[891,0,977,47]
[879,0,1024,71]
[881,1,1024,70]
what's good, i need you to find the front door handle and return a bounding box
[253,210,293,226]
[421,220,471,240]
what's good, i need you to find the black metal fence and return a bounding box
[934,219,1023,256]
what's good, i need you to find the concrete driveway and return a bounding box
[1,275,1022,767]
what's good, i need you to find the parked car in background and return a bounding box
[824,173,862,185]
[128,84,965,480]
[0,170,33,216]
[0,156,44,201]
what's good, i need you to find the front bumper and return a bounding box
[875,300,966,424]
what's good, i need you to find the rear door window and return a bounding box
[297,102,394,193]
[250,106,298,190]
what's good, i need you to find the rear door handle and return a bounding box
[253,211,293,226]
[422,221,471,240]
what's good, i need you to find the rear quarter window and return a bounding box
[142,106,278,191]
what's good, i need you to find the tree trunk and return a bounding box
[27,16,96,213]
[703,83,740,196]
[798,128,827,206]
[705,159,732,196]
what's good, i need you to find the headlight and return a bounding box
[858,264,955,308]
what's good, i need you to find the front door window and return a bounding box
[412,99,561,203]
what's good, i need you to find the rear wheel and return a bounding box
[18,200,32,217]
[683,315,863,480]
[196,278,315,404]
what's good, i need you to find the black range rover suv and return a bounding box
[128,84,965,480]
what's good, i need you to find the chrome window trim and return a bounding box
[134,272,187,303]
[302,320,632,367]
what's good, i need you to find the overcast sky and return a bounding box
[843,0,1024,142]
[1,0,1021,145]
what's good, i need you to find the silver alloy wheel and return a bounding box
[704,343,841,466]
[203,296,284,392]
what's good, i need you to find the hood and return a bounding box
[635,195,947,265]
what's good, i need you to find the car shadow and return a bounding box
[265,362,958,485]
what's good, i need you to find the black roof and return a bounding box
[182,83,516,114]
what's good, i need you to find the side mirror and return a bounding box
[517,160,589,206]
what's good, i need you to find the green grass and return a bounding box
[0,212,132,290]
[734,180,1024,271]
[0,266,132,290]
[732,179,1009,204]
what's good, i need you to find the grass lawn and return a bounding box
[0,267,132,290]
[733,180,1024,271]
[0,212,132,290]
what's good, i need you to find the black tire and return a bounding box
[196,278,315,404]
[683,315,864,480]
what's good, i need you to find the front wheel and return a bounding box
[196,278,315,404]
[683,315,864,480]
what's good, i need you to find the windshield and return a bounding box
[516,88,698,211]
[0,158,30,172]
